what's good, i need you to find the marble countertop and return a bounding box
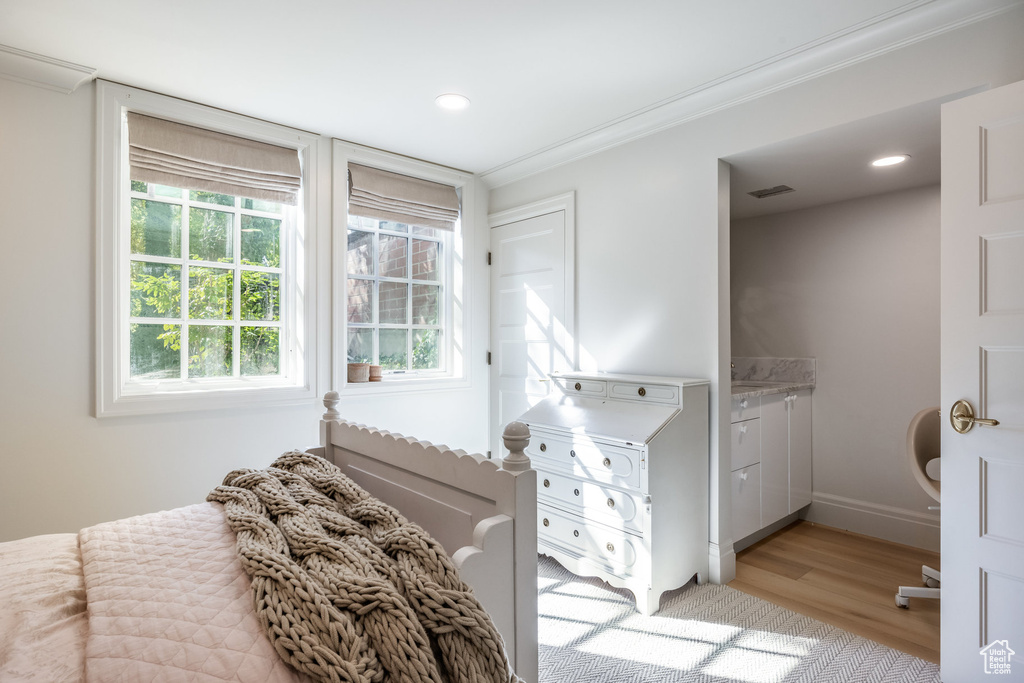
[730,381,815,399]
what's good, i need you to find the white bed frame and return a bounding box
[308,393,538,683]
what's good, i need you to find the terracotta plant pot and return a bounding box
[368,365,382,382]
[347,363,369,383]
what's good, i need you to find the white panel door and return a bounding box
[941,79,1024,682]
[490,196,574,458]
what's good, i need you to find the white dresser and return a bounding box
[518,371,709,615]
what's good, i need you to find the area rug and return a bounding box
[538,556,941,683]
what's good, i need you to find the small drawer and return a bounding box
[537,466,643,534]
[553,376,607,397]
[609,381,680,406]
[538,504,640,571]
[731,394,760,422]
[527,431,641,489]
[731,464,761,541]
[731,418,761,470]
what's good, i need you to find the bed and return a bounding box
[0,392,538,682]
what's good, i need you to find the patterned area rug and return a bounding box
[538,556,941,683]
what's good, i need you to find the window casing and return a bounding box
[97,81,321,416]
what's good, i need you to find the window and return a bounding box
[97,81,323,416]
[346,216,448,373]
[334,142,472,389]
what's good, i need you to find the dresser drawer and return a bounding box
[539,504,640,572]
[553,376,607,397]
[537,466,643,534]
[731,418,761,470]
[527,431,641,489]
[731,395,760,422]
[609,381,680,406]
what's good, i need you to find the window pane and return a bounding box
[188,325,232,378]
[131,199,181,257]
[241,197,283,213]
[189,267,233,320]
[241,215,281,267]
[131,180,147,193]
[348,215,377,231]
[411,283,438,325]
[379,220,408,233]
[347,229,373,276]
[241,327,279,376]
[347,328,372,364]
[380,281,408,324]
[189,207,233,262]
[154,184,183,198]
[347,278,373,324]
[411,239,439,281]
[190,189,234,206]
[411,225,440,237]
[378,234,408,278]
[379,329,407,370]
[130,323,180,379]
[412,329,439,370]
[130,262,181,318]
[241,271,279,321]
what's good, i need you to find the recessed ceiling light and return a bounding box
[872,154,910,167]
[435,93,470,111]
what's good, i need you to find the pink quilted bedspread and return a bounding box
[78,502,309,683]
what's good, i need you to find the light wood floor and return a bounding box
[729,521,940,663]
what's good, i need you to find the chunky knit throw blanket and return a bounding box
[208,451,521,683]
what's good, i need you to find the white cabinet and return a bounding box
[730,388,812,541]
[520,372,709,616]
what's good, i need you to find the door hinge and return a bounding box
[487,251,492,265]
[487,351,492,365]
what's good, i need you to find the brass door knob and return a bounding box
[950,399,1000,434]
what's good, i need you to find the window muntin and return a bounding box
[127,181,289,384]
[345,215,447,374]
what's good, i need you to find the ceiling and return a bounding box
[0,0,975,177]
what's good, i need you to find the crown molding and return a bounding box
[480,0,1022,188]
[0,44,96,94]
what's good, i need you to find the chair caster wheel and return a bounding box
[923,577,940,588]
[895,594,909,609]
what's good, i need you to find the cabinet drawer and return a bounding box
[527,431,641,489]
[731,395,760,422]
[731,464,761,541]
[553,376,607,397]
[537,466,643,534]
[731,418,761,470]
[609,381,680,406]
[539,504,640,572]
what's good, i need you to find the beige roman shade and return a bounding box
[348,163,460,231]
[127,113,301,205]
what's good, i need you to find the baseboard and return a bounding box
[708,541,736,584]
[803,492,939,551]
[734,512,802,552]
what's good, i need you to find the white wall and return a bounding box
[0,78,490,543]
[487,10,1024,579]
[732,186,941,550]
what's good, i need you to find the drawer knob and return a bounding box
[573,529,580,538]
[540,443,547,452]
[602,457,611,468]
[607,498,615,509]
[574,488,580,496]
[740,399,748,408]
[606,542,615,553]
[543,518,550,527]
[739,424,747,434]
[543,479,550,488]
[740,471,748,481]
[638,387,646,397]
[570,449,576,458]
[574,382,582,391]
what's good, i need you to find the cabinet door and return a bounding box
[759,393,789,527]
[731,465,761,541]
[788,389,813,512]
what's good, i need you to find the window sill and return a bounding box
[340,373,470,396]
[98,382,317,418]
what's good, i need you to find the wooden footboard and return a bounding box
[308,393,538,683]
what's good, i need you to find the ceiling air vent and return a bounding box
[747,185,795,199]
